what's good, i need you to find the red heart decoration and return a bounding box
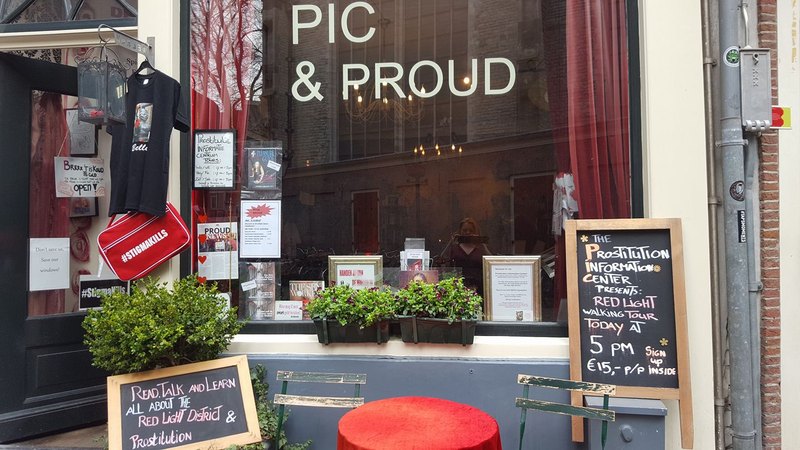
[198,234,207,244]
[197,276,207,283]
[198,255,208,264]
[198,214,208,223]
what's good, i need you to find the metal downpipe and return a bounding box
[719,0,759,448]
[699,0,726,446]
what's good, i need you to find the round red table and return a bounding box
[337,396,502,450]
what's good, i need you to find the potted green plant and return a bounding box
[305,284,396,344]
[82,274,243,374]
[395,277,483,345]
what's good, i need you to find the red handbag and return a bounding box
[97,202,191,281]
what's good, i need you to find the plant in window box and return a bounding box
[395,277,483,345]
[305,284,396,344]
[82,274,243,375]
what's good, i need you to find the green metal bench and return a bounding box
[515,374,616,450]
[272,370,367,448]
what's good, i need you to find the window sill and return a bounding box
[239,320,567,337]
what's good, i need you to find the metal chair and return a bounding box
[272,370,366,448]
[515,374,616,450]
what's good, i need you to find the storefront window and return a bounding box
[190,0,632,325]
[1,0,136,25]
[24,46,135,317]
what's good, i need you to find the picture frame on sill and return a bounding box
[328,255,382,289]
[193,129,236,189]
[482,255,542,322]
[68,196,98,217]
[66,108,97,156]
[244,145,282,191]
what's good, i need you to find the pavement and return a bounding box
[0,424,107,450]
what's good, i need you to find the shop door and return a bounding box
[0,52,107,443]
[352,191,380,254]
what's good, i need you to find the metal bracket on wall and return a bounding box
[97,24,155,66]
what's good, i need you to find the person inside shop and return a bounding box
[449,217,491,295]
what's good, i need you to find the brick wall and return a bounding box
[757,0,780,447]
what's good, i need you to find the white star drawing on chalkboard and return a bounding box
[653,265,661,272]
[660,338,669,346]
[580,235,588,243]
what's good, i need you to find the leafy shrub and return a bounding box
[305,284,397,327]
[82,274,243,374]
[395,277,483,323]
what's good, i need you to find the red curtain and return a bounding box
[189,0,258,274]
[29,92,69,316]
[566,0,631,218]
[552,0,631,316]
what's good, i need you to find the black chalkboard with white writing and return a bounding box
[574,227,678,388]
[566,219,694,448]
[108,356,261,450]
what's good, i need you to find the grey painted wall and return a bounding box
[248,355,596,450]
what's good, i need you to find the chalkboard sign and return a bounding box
[566,219,693,448]
[107,356,261,450]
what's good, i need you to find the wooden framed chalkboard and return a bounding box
[566,219,693,449]
[107,356,261,450]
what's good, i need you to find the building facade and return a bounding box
[0,1,797,449]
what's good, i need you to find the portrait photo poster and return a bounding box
[245,146,282,190]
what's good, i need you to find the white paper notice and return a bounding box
[336,264,376,289]
[240,200,282,258]
[54,157,106,197]
[274,301,304,320]
[29,238,70,291]
[490,264,534,321]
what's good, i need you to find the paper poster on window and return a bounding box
[239,200,281,258]
[197,222,239,280]
[29,238,70,291]
[54,157,106,197]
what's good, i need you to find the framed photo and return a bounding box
[482,255,542,321]
[66,108,97,156]
[328,255,383,289]
[68,197,98,217]
[193,129,236,189]
[245,146,281,190]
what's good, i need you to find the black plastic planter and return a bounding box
[397,316,477,346]
[313,319,390,345]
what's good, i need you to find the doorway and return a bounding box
[352,190,380,254]
[0,52,107,443]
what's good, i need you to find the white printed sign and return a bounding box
[274,301,304,320]
[29,238,70,291]
[240,200,282,258]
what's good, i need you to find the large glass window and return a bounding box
[190,0,632,326]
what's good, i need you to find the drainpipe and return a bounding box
[699,0,726,447]
[719,0,758,449]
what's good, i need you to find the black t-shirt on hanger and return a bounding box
[108,69,189,217]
